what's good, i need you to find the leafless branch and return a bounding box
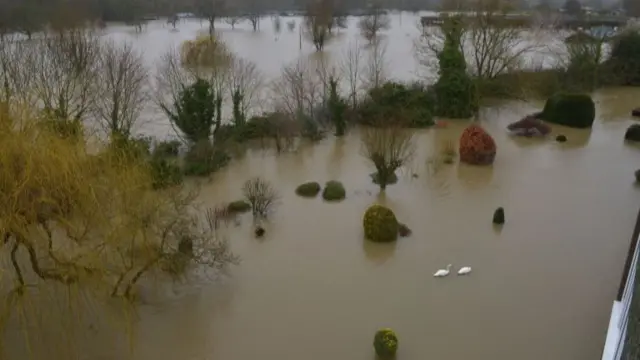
[94,40,148,139]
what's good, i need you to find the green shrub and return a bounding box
[357,81,435,127]
[150,158,183,190]
[542,93,595,128]
[321,181,346,201]
[295,181,321,197]
[609,30,640,86]
[183,141,230,176]
[227,200,251,213]
[152,140,181,158]
[373,328,398,358]
[370,172,398,186]
[363,204,399,243]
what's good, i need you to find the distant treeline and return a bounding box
[0,0,635,33]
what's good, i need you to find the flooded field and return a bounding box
[3,13,640,360]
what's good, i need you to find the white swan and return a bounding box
[458,266,472,275]
[433,264,452,277]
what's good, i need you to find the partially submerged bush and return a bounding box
[152,140,181,158]
[493,207,505,225]
[370,172,398,185]
[542,93,596,128]
[373,328,398,358]
[242,177,280,218]
[361,126,415,190]
[227,200,251,213]
[183,141,230,176]
[357,82,435,127]
[459,124,496,166]
[625,124,640,142]
[363,204,399,243]
[295,181,321,197]
[150,158,183,189]
[322,180,346,201]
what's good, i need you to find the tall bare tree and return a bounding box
[30,28,101,134]
[0,36,38,109]
[341,40,363,110]
[241,0,262,31]
[303,0,334,51]
[194,0,227,35]
[94,40,148,141]
[272,59,324,129]
[228,57,263,122]
[362,38,388,89]
[358,1,391,43]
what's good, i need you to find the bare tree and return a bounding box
[242,177,280,218]
[358,1,391,43]
[225,16,241,29]
[94,40,148,141]
[341,40,363,110]
[228,57,263,123]
[416,0,544,89]
[303,0,334,51]
[241,0,262,31]
[362,38,388,89]
[272,58,325,136]
[30,28,102,136]
[0,36,38,109]
[194,0,227,36]
[361,125,415,191]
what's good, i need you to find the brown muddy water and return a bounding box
[3,15,640,360]
[8,87,637,360]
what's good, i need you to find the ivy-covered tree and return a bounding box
[433,17,477,119]
[328,77,347,136]
[161,78,219,144]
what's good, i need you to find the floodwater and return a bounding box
[4,13,640,360]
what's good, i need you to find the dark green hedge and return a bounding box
[542,93,595,129]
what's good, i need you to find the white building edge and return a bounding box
[601,233,639,360]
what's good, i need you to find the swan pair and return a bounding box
[433,264,472,277]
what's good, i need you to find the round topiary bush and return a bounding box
[322,181,346,201]
[363,205,399,243]
[541,93,595,128]
[459,124,497,166]
[373,328,398,359]
[295,181,321,197]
